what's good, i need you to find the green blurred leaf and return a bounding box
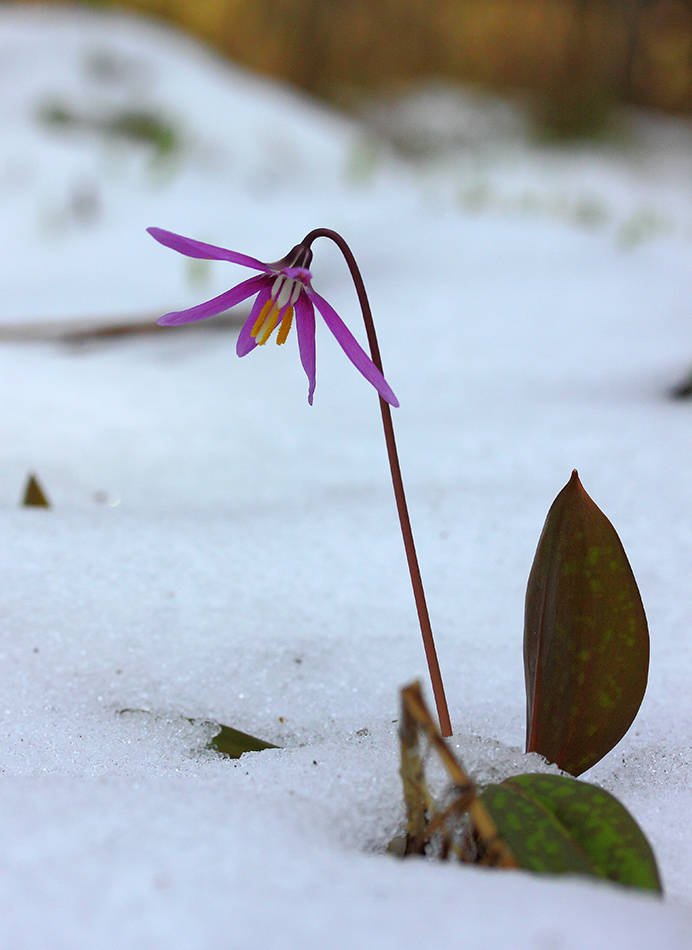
[480,773,661,893]
[524,470,649,775]
[38,101,179,160]
[210,724,278,758]
[106,110,178,157]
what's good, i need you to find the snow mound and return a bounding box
[0,4,401,325]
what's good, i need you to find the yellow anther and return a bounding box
[257,304,281,345]
[276,306,294,345]
[251,300,273,338]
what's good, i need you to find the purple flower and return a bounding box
[147,227,399,407]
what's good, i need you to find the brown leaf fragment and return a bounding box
[22,473,51,508]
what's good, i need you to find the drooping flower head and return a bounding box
[147,228,398,407]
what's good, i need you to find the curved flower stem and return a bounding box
[302,228,452,737]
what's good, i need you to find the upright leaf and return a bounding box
[524,471,648,775]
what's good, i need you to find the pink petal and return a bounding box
[281,267,312,281]
[236,284,272,356]
[295,292,316,405]
[157,275,267,326]
[307,289,399,407]
[148,228,268,271]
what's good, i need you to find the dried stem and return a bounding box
[302,228,452,736]
[399,682,515,867]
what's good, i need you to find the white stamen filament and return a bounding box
[271,274,285,298]
[275,278,295,310]
[288,281,302,306]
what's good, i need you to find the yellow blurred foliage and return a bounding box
[9,0,692,125]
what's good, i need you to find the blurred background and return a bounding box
[5,0,692,332]
[9,0,692,138]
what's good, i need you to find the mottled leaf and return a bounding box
[210,724,278,758]
[524,470,648,775]
[480,773,661,893]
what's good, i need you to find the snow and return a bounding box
[1,4,692,948]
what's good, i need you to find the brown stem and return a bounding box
[302,228,452,736]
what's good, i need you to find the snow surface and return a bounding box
[1,4,692,948]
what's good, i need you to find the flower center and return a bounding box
[251,275,303,346]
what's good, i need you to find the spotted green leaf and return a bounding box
[524,470,649,775]
[479,773,661,893]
